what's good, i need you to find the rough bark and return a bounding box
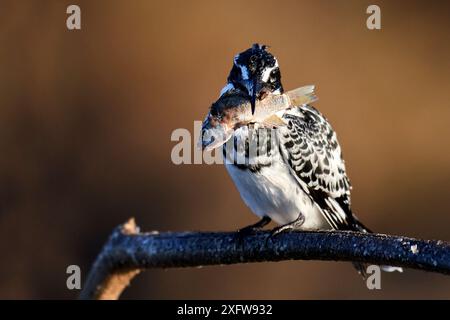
[79,218,450,300]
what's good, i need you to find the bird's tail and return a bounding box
[350,218,403,278]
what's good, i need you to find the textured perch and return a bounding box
[79,218,450,300]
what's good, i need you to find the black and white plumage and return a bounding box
[223,105,364,232]
[277,106,361,231]
[204,44,402,275]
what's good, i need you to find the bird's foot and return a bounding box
[235,216,271,246]
[266,215,305,245]
[237,225,260,236]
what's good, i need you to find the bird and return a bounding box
[201,44,402,276]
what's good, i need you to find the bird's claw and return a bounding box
[235,226,260,247]
[265,215,305,246]
[235,217,272,247]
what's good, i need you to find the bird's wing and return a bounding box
[277,105,364,231]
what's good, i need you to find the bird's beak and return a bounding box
[250,77,257,115]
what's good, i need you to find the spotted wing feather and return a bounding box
[278,105,364,231]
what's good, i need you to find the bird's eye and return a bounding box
[269,69,279,83]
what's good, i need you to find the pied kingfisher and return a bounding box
[202,44,402,275]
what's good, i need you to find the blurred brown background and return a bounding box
[0,0,449,299]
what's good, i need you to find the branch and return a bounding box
[79,218,450,300]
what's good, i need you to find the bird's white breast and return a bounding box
[225,152,328,230]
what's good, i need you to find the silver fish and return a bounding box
[201,85,317,151]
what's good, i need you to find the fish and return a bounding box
[200,85,317,151]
